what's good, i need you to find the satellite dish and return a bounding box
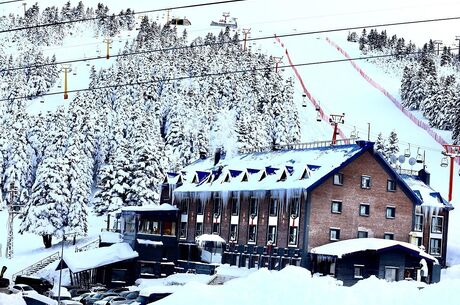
[409,157,416,166]
[398,155,406,164]
[390,155,398,163]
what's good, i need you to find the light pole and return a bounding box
[57,232,75,303]
[441,144,460,202]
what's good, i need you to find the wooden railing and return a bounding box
[239,138,354,154]
[75,238,100,253]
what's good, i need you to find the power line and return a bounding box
[0,49,449,102]
[3,14,460,74]
[0,0,247,34]
[0,0,22,5]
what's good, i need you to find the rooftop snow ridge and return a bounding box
[238,138,355,154]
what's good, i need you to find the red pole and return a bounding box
[332,123,338,144]
[449,156,454,202]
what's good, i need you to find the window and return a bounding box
[385,267,398,282]
[357,231,368,238]
[269,198,278,216]
[290,198,300,218]
[196,199,203,215]
[431,216,443,233]
[267,225,277,243]
[248,225,257,242]
[331,201,342,214]
[212,222,220,235]
[430,238,441,256]
[213,195,221,216]
[124,215,136,233]
[180,199,189,215]
[231,197,239,215]
[249,197,258,217]
[330,228,340,241]
[414,214,423,232]
[361,176,372,189]
[414,237,423,247]
[289,226,298,245]
[354,265,364,279]
[179,222,187,239]
[386,206,396,219]
[111,269,127,284]
[138,219,160,235]
[333,173,344,185]
[387,179,396,192]
[359,204,370,217]
[163,221,176,236]
[229,224,238,241]
[384,233,394,240]
[195,222,203,237]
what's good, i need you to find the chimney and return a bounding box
[214,148,222,166]
[418,168,430,186]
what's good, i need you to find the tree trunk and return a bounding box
[42,234,52,248]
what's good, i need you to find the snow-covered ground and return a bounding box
[1,0,460,303]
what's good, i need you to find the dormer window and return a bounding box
[242,172,249,182]
[223,173,231,183]
[301,168,309,180]
[279,170,288,182]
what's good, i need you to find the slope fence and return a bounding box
[274,35,348,142]
[325,37,459,165]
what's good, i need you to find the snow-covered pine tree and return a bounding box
[384,131,400,161]
[375,133,386,156]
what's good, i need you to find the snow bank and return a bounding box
[136,273,213,290]
[0,293,27,305]
[196,234,226,243]
[154,266,460,305]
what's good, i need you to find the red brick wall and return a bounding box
[308,151,414,250]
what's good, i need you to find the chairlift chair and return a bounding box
[302,93,307,107]
[440,156,449,168]
[404,144,411,158]
[316,112,321,122]
[350,126,358,138]
[416,148,424,163]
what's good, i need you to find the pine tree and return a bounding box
[385,131,399,158]
[375,133,385,155]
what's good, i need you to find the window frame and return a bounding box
[213,195,221,216]
[333,173,344,186]
[248,224,257,243]
[387,179,396,192]
[414,214,423,232]
[431,216,443,234]
[290,197,300,218]
[231,196,239,216]
[180,198,189,215]
[354,264,364,279]
[267,225,277,244]
[196,199,204,215]
[249,197,259,217]
[195,222,203,237]
[361,175,372,189]
[329,228,340,241]
[269,197,279,217]
[229,224,238,241]
[429,238,442,256]
[357,230,368,238]
[179,221,187,239]
[386,206,396,219]
[384,232,394,240]
[212,222,221,235]
[288,226,298,245]
[331,200,342,214]
[359,203,370,217]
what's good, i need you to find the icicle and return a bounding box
[221,190,230,208]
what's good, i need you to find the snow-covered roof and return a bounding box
[100,231,123,244]
[137,239,163,246]
[401,174,451,209]
[61,243,138,273]
[196,234,226,243]
[311,238,437,263]
[121,203,178,212]
[174,143,366,193]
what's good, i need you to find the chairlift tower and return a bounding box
[242,28,251,51]
[329,113,345,145]
[455,36,460,60]
[441,144,460,202]
[433,40,442,55]
[273,56,282,73]
[60,64,72,100]
[6,183,22,259]
[103,38,113,59]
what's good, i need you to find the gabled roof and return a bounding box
[172,140,436,206]
[401,174,452,209]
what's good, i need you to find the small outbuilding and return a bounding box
[310,238,440,286]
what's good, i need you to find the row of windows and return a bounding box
[329,228,394,241]
[414,214,443,233]
[179,197,300,218]
[180,221,299,246]
[354,265,400,281]
[333,173,397,192]
[412,237,442,256]
[331,201,396,219]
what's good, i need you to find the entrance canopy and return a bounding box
[56,243,138,273]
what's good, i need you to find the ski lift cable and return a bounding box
[0,0,22,5]
[0,0,248,34]
[3,16,460,74]
[5,49,460,103]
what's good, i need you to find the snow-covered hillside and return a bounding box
[0,0,460,300]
